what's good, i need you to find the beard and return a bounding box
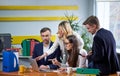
[43,40,49,44]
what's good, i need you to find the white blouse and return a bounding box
[78,49,88,68]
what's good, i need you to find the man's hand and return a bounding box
[39,65,49,69]
[58,67,66,72]
[87,51,92,56]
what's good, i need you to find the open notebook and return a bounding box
[29,58,51,72]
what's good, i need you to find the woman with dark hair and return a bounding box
[65,35,87,67]
[51,35,87,71]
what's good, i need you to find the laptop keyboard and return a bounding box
[40,69,51,72]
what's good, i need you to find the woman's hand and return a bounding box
[35,53,47,61]
[35,56,42,61]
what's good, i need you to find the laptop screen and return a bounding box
[29,58,51,72]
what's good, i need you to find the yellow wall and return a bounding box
[12,35,56,45]
[0,5,78,10]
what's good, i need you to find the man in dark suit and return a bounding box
[83,16,120,75]
[32,27,61,70]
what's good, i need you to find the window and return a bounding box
[96,1,120,52]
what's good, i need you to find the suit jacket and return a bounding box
[32,41,61,69]
[88,28,120,75]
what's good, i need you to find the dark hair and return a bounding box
[66,35,79,67]
[40,27,51,33]
[83,15,100,28]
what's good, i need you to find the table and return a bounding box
[0,70,76,76]
[0,70,117,76]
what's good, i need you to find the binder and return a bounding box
[22,39,30,56]
[76,68,100,75]
[30,39,39,56]
[30,39,36,56]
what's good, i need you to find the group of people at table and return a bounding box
[32,16,120,76]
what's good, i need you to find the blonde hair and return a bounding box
[58,21,73,40]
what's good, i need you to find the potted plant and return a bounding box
[65,14,93,52]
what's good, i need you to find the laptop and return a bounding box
[29,58,51,72]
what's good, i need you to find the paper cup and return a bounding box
[66,67,72,74]
[117,71,120,76]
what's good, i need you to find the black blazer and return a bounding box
[32,41,61,69]
[88,28,120,75]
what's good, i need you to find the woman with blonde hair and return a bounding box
[35,21,84,64]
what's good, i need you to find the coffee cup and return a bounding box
[66,67,72,74]
[117,71,120,76]
[19,65,26,73]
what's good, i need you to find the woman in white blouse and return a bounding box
[52,35,87,70]
[35,21,84,64]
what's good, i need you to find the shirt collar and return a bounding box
[93,28,101,37]
[43,40,51,48]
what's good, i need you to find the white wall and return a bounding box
[0,0,92,36]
